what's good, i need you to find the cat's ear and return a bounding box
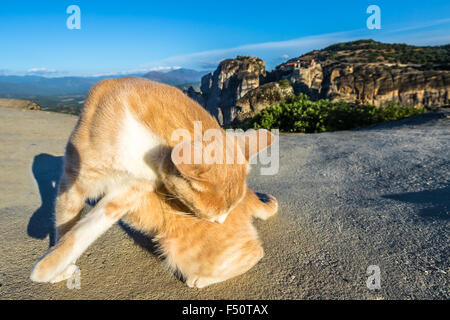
[228,129,276,161]
[171,140,210,180]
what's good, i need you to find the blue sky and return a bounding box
[0,0,449,76]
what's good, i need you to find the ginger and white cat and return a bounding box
[30,77,275,283]
[127,187,277,288]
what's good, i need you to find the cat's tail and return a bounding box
[252,192,278,220]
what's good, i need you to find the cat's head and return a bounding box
[160,129,275,223]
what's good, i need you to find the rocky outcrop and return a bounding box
[268,54,323,100]
[234,82,294,122]
[0,98,42,110]
[185,86,205,106]
[271,40,449,109]
[187,41,450,125]
[319,64,449,108]
[193,56,266,125]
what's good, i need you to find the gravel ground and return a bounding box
[0,107,448,299]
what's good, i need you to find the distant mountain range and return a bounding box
[143,68,205,86]
[0,68,206,97]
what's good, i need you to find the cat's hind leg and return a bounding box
[54,171,87,242]
[30,184,149,283]
[185,240,264,289]
[186,276,226,289]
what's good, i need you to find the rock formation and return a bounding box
[185,86,205,106]
[234,82,294,123]
[270,40,449,109]
[186,40,449,124]
[0,98,42,111]
[197,56,266,125]
[320,64,448,108]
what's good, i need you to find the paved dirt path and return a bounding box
[0,107,448,299]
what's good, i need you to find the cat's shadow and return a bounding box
[27,153,63,246]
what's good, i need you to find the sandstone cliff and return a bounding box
[320,64,448,108]
[271,40,449,108]
[187,40,449,124]
[197,56,266,125]
[234,82,294,122]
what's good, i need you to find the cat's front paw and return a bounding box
[30,252,73,283]
[30,256,56,283]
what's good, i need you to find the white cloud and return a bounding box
[147,66,182,71]
[143,30,354,70]
[26,68,63,76]
[0,68,68,77]
[384,18,450,34]
[141,19,450,71]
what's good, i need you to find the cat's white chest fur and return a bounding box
[116,110,162,181]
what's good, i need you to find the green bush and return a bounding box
[238,94,427,133]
